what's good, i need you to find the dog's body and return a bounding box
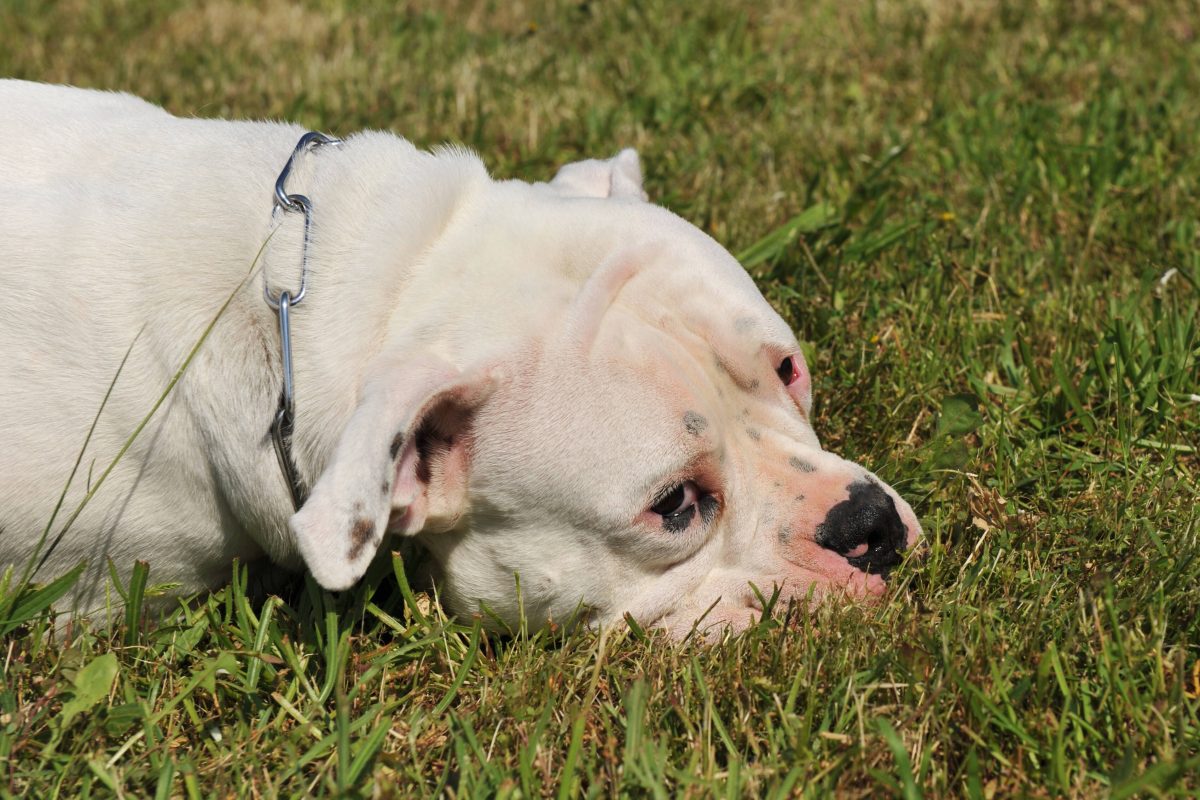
[0,80,920,636]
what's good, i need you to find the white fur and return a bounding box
[0,81,921,635]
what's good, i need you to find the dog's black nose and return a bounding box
[815,480,907,576]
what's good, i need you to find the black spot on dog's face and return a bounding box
[746,427,761,441]
[347,517,376,561]
[777,525,792,544]
[389,432,405,461]
[789,456,817,473]
[683,411,708,436]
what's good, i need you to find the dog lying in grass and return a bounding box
[0,80,920,637]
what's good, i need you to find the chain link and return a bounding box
[264,130,340,309]
[266,130,340,509]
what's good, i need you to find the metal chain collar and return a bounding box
[267,131,340,510]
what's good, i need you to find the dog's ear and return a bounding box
[549,148,647,201]
[289,357,492,591]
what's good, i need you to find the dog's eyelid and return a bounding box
[650,480,698,517]
[649,482,686,513]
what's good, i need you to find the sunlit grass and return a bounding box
[1,0,1198,796]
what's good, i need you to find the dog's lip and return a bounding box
[630,564,893,635]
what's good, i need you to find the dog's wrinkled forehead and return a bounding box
[533,250,804,480]
[473,195,817,510]
[582,242,804,416]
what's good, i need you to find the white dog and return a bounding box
[0,80,921,637]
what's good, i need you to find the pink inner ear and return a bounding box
[393,444,422,506]
[388,439,426,535]
[388,392,478,536]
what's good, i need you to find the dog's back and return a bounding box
[1,81,171,185]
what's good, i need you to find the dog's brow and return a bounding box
[762,336,799,355]
[638,447,717,504]
[707,334,796,392]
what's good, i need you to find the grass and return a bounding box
[1,0,1199,795]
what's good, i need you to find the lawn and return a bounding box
[1,0,1198,796]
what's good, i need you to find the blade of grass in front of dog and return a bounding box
[0,561,87,636]
[518,702,556,796]
[153,757,175,800]
[315,587,351,706]
[556,712,587,800]
[391,550,429,628]
[557,629,612,799]
[241,595,279,692]
[691,655,737,756]
[334,683,351,796]
[875,717,923,800]
[1,328,142,618]
[33,232,273,578]
[622,611,649,642]
[288,708,379,782]
[345,715,390,790]
[34,329,141,559]
[123,560,150,646]
[433,619,482,715]
[619,678,669,799]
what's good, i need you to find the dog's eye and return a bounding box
[648,481,715,533]
[651,481,696,516]
[776,356,799,386]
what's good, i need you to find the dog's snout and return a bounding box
[815,480,908,576]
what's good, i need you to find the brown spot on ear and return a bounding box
[389,432,405,460]
[347,518,377,561]
[789,456,817,473]
[683,411,708,436]
[778,525,792,544]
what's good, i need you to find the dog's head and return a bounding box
[290,148,921,638]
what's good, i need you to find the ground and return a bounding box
[1,0,1197,796]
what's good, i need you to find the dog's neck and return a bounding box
[255,132,491,490]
